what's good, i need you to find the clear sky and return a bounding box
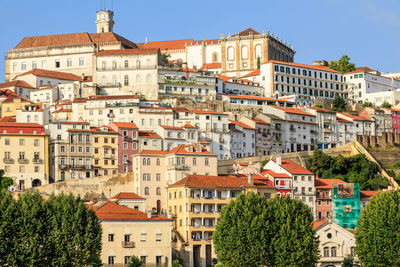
[1,0,399,82]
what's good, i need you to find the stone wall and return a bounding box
[33,172,134,200]
[357,133,400,149]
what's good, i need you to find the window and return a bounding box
[156,158,160,166]
[140,233,147,242]
[156,233,162,242]
[144,187,150,195]
[124,75,129,86]
[55,60,60,68]
[124,256,131,265]
[19,139,25,146]
[21,62,26,70]
[351,246,356,257]
[331,247,337,257]
[193,157,197,165]
[4,138,10,145]
[156,187,161,195]
[108,256,115,265]
[156,174,161,181]
[108,234,114,242]
[205,158,209,166]
[67,58,72,67]
[323,247,329,257]
[32,61,37,69]
[79,57,84,66]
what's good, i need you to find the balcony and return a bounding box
[124,160,130,165]
[18,159,29,164]
[289,128,296,132]
[33,158,43,164]
[310,130,318,135]
[121,241,135,248]
[3,158,14,164]
[103,154,112,159]
[59,164,68,170]
[168,165,189,171]
[70,164,91,170]
[96,65,157,71]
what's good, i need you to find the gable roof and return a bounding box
[242,69,260,78]
[273,106,315,116]
[273,159,314,175]
[2,93,31,103]
[252,118,270,125]
[313,220,326,230]
[17,69,83,81]
[229,120,256,130]
[169,174,253,188]
[315,178,346,189]
[234,28,260,37]
[112,192,144,200]
[138,130,161,139]
[338,112,373,122]
[308,106,336,114]
[14,32,137,49]
[360,190,378,199]
[0,80,35,89]
[261,169,291,178]
[160,125,184,131]
[93,201,169,220]
[139,39,195,51]
[201,62,222,70]
[110,122,138,129]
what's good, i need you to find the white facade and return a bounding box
[228,120,256,158]
[155,125,198,150]
[306,107,338,149]
[30,85,59,105]
[16,105,50,125]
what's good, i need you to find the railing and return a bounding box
[33,158,43,164]
[124,135,131,141]
[167,165,189,170]
[121,241,135,248]
[69,164,92,170]
[18,159,29,164]
[96,65,158,71]
[105,103,139,108]
[3,158,14,164]
[103,154,112,159]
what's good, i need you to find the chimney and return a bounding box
[146,210,152,219]
[276,156,282,165]
[247,173,254,185]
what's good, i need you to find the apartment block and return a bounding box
[92,126,119,177]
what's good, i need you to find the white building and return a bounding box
[29,85,59,105]
[155,124,198,150]
[240,117,272,156]
[228,120,256,158]
[263,106,318,152]
[259,60,346,105]
[336,116,355,147]
[344,69,400,105]
[314,220,360,267]
[306,107,338,149]
[337,112,375,136]
[16,104,50,125]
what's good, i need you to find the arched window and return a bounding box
[156,187,161,195]
[136,60,141,69]
[146,74,151,83]
[330,247,337,257]
[112,61,117,69]
[144,187,150,195]
[124,75,129,86]
[323,247,329,257]
[136,75,141,83]
[255,44,262,60]
[227,46,235,61]
[147,158,150,165]
[212,52,218,62]
[156,158,160,166]
[124,60,129,68]
[142,158,146,165]
[241,46,248,59]
[350,246,356,257]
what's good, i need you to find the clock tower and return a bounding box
[96,10,114,33]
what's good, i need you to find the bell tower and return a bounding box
[96,9,114,33]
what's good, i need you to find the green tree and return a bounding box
[356,191,400,266]
[0,170,13,189]
[329,55,356,73]
[362,102,373,107]
[162,53,171,64]
[0,191,102,266]
[381,101,392,108]
[342,256,354,267]
[128,255,143,267]
[214,193,319,267]
[332,96,347,111]
[315,104,323,108]
[172,259,182,267]
[257,56,261,69]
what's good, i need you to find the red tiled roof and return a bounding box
[273,106,315,116]
[263,60,341,73]
[15,32,137,49]
[360,190,378,199]
[345,70,364,75]
[138,144,215,156]
[198,139,210,143]
[112,192,144,200]
[336,117,352,123]
[234,28,260,37]
[54,121,89,125]
[242,69,260,78]
[74,95,140,103]
[139,39,195,51]
[172,107,190,112]
[93,201,170,220]
[110,122,138,129]
[313,220,326,230]
[0,122,43,128]
[192,110,226,115]
[183,124,196,128]
[137,150,169,155]
[252,118,270,125]
[261,169,291,178]
[216,75,234,82]
[18,69,83,81]
[160,125,184,130]
[2,93,31,103]
[201,62,221,70]
[94,48,159,56]
[138,130,161,139]
[0,80,35,89]
[338,112,373,122]
[308,107,336,114]
[169,174,253,188]
[273,159,314,175]
[223,94,295,103]
[229,120,256,130]
[53,108,72,113]
[315,178,346,189]
[0,116,16,122]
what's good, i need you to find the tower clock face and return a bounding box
[100,13,105,20]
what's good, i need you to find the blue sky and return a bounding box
[1,0,399,82]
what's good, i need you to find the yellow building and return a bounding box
[0,122,49,189]
[93,198,172,267]
[92,126,119,176]
[167,174,276,267]
[1,93,32,118]
[132,144,218,213]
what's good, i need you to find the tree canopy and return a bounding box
[381,101,392,108]
[332,96,347,111]
[329,55,356,73]
[0,190,102,266]
[162,53,171,65]
[308,149,389,190]
[214,193,319,267]
[129,255,143,267]
[355,191,400,266]
[0,170,12,189]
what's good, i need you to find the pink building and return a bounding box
[315,178,345,220]
[109,122,139,173]
[391,109,400,133]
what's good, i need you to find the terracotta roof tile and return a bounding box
[241,69,260,78]
[252,118,270,125]
[308,107,336,114]
[192,110,226,115]
[273,106,315,116]
[140,39,195,51]
[260,169,291,178]
[138,130,161,139]
[110,122,138,129]
[360,190,379,199]
[169,174,253,188]
[2,93,31,103]
[93,201,170,220]
[273,159,314,175]
[0,116,16,122]
[313,220,326,230]
[183,124,196,128]
[0,122,43,128]
[160,125,184,130]
[201,63,221,69]
[94,48,159,56]
[263,60,341,73]
[18,69,83,81]
[229,120,256,130]
[223,94,294,103]
[234,28,260,37]
[111,192,144,200]
[0,80,35,89]
[315,178,346,189]
[338,112,373,122]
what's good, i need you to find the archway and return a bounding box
[32,179,41,187]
